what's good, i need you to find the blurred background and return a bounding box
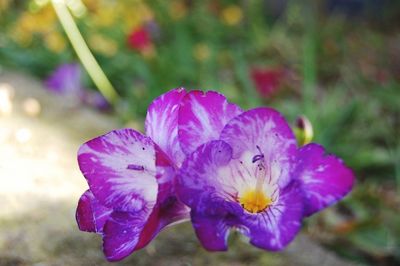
[0,0,399,265]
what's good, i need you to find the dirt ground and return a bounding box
[0,71,356,266]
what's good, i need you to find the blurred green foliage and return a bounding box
[0,0,399,265]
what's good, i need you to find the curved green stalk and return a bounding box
[51,0,119,104]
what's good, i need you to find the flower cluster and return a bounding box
[76,88,354,261]
[8,0,155,56]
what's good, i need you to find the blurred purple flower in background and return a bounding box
[45,63,110,110]
[144,20,161,40]
[45,63,82,96]
[84,91,111,111]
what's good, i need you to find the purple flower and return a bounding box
[176,91,355,251]
[83,91,111,111]
[76,88,355,258]
[76,88,190,261]
[45,63,82,96]
[45,63,110,110]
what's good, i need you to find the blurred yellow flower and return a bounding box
[88,33,118,57]
[221,5,243,26]
[123,14,142,33]
[11,27,33,47]
[45,31,66,53]
[169,0,187,21]
[11,4,57,46]
[19,5,56,33]
[193,43,211,62]
[0,0,10,11]
[91,7,117,27]
[86,0,153,32]
[135,3,154,22]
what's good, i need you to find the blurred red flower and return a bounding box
[250,67,285,98]
[127,26,152,53]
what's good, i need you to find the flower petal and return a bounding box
[145,88,187,166]
[134,197,190,251]
[177,140,234,209]
[239,181,304,251]
[177,140,242,252]
[191,211,230,251]
[295,143,355,216]
[76,190,113,233]
[177,140,303,252]
[78,129,158,213]
[178,90,242,156]
[102,211,148,261]
[157,196,190,229]
[102,199,189,261]
[220,107,297,187]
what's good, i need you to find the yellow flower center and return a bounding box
[239,189,272,213]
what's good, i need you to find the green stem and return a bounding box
[51,0,119,104]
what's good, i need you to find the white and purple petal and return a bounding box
[238,181,304,251]
[178,140,304,252]
[76,190,113,233]
[191,211,231,251]
[153,145,176,203]
[102,199,189,261]
[177,140,235,210]
[78,129,158,213]
[102,211,149,261]
[145,88,187,166]
[178,90,242,156]
[131,198,189,251]
[295,143,355,216]
[220,107,297,187]
[157,196,190,228]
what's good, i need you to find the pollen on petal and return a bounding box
[239,190,273,213]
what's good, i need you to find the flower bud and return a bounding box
[294,115,313,146]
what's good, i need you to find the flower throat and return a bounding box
[239,146,273,213]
